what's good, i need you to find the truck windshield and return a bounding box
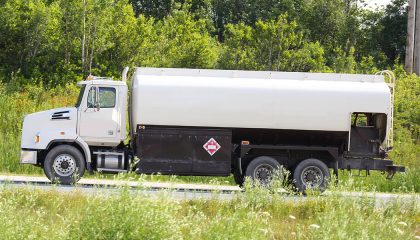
[75,85,86,108]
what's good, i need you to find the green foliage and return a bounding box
[217,23,257,70]
[219,15,328,72]
[153,9,219,68]
[332,47,357,73]
[0,0,220,84]
[301,0,348,47]
[390,71,420,168]
[339,169,420,193]
[253,16,301,71]
[0,0,64,84]
[377,0,408,63]
[284,42,328,72]
[0,83,79,174]
[0,0,411,85]
[357,0,408,66]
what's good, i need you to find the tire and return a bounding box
[245,156,281,186]
[293,158,330,192]
[43,145,85,185]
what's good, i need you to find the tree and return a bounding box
[378,0,408,63]
[100,0,140,76]
[284,42,328,72]
[219,15,327,72]
[253,16,301,71]
[217,23,258,70]
[211,0,304,41]
[0,0,62,84]
[153,8,219,68]
[130,0,173,19]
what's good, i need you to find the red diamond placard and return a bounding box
[203,138,221,156]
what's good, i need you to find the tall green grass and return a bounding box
[0,183,418,239]
[0,83,79,174]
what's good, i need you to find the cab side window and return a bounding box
[87,87,116,108]
[99,87,116,108]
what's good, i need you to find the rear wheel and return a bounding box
[293,158,330,192]
[245,156,281,186]
[44,145,85,185]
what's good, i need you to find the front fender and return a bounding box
[45,138,91,164]
[75,137,91,163]
[44,138,93,173]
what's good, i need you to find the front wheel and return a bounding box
[293,158,330,192]
[43,145,85,185]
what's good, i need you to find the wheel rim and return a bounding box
[301,166,324,189]
[253,164,274,186]
[52,154,76,177]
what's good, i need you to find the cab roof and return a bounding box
[77,79,127,86]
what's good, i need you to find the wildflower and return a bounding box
[394,228,404,235]
[397,221,407,227]
[259,212,271,218]
[289,215,296,220]
[415,236,420,239]
[259,228,268,235]
[309,224,320,229]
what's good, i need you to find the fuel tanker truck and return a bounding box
[19,67,405,190]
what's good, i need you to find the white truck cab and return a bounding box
[20,69,129,184]
[75,78,127,146]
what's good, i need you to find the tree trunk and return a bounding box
[82,0,87,74]
[89,21,97,74]
[405,0,416,73]
[414,0,420,75]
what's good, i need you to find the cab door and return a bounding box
[78,85,119,145]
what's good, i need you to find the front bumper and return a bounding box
[20,150,37,164]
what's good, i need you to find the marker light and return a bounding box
[241,141,250,145]
[35,135,40,143]
[86,75,94,80]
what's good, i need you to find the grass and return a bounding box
[0,83,79,174]
[0,181,419,239]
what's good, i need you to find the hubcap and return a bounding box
[301,166,323,189]
[52,154,76,177]
[254,164,274,186]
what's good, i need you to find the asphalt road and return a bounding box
[0,175,419,206]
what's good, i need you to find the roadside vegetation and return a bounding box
[0,182,418,239]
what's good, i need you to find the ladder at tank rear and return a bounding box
[376,70,395,149]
